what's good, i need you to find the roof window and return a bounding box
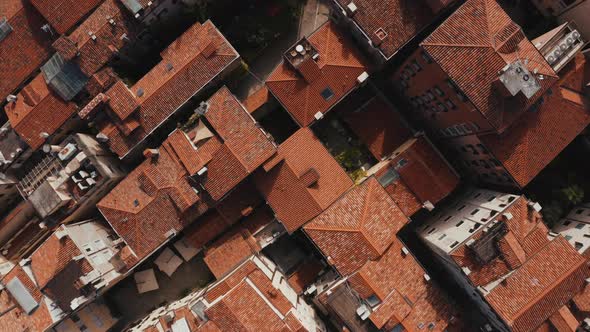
[320,87,334,100]
[0,17,13,42]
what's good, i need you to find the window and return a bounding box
[445,99,456,110]
[421,51,433,64]
[575,223,585,230]
[437,102,446,112]
[320,87,334,100]
[377,168,399,187]
[565,235,573,241]
[406,65,415,76]
[455,220,464,227]
[433,86,444,96]
[470,209,479,216]
[366,295,381,307]
[0,18,13,42]
[396,158,408,169]
[412,60,422,72]
[427,91,435,101]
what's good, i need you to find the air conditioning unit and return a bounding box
[356,304,370,320]
[346,2,358,15]
[197,167,208,176]
[357,72,369,85]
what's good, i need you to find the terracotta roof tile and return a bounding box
[63,0,136,76]
[98,133,207,261]
[242,86,270,114]
[346,239,457,331]
[215,180,263,224]
[266,22,367,127]
[30,234,88,289]
[255,128,352,232]
[203,229,260,279]
[4,73,78,149]
[480,53,590,187]
[548,305,578,332]
[334,0,448,59]
[100,21,239,157]
[450,198,550,287]
[305,177,408,276]
[341,95,411,160]
[486,236,588,332]
[421,0,558,131]
[0,0,53,102]
[29,0,103,34]
[204,280,287,332]
[0,266,53,332]
[573,284,590,313]
[183,211,230,250]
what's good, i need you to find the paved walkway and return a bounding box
[106,254,212,330]
[233,0,330,101]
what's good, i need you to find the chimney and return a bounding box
[6,95,17,103]
[39,132,50,138]
[96,133,109,142]
[143,148,159,159]
[42,144,62,154]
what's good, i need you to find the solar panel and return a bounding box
[6,277,39,314]
[0,17,13,42]
[41,53,88,101]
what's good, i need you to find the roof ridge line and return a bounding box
[422,43,492,49]
[497,240,586,322]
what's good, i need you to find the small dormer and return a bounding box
[0,17,13,42]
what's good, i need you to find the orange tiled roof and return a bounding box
[55,0,136,76]
[203,228,260,279]
[97,133,208,261]
[334,0,444,59]
[4,73,78,149]
[29,0,103,34]
[389,137,459,210]
[486,236,588,332]
[341,95,412,160]
[450,197,550,287]
[254,128,352,233]
[0,265,54,332]
[203,263,297,332]
[305,177,408,276]
[480,53,590,187]
[99,20,239,158]
[349,240,456,330]
[421,0,558,131]
[266,22,367,127]
[0,0,53,102]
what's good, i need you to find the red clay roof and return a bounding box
[4,73,78,149]
[450,197,551,287]
[97,132,207,261]
[480,53,590,188]
[348,240,456,330]
[421,0,558,131]
[486,236,588,332]
[29,0,103,34]
[0,0,53,103]
[334,0,444,59]
[203,261,300,332]
[99,20,239,157]
[98,87,274,259]
[56,0,136,76]
[266,22,367,127]
[0,265,54,332]
[305,177,408,276]
[254,128,352,233]
[341,95,412,160]
[203,228,260,279]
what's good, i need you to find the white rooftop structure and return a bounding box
[419,188,521,253]
[552,203,590,254]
